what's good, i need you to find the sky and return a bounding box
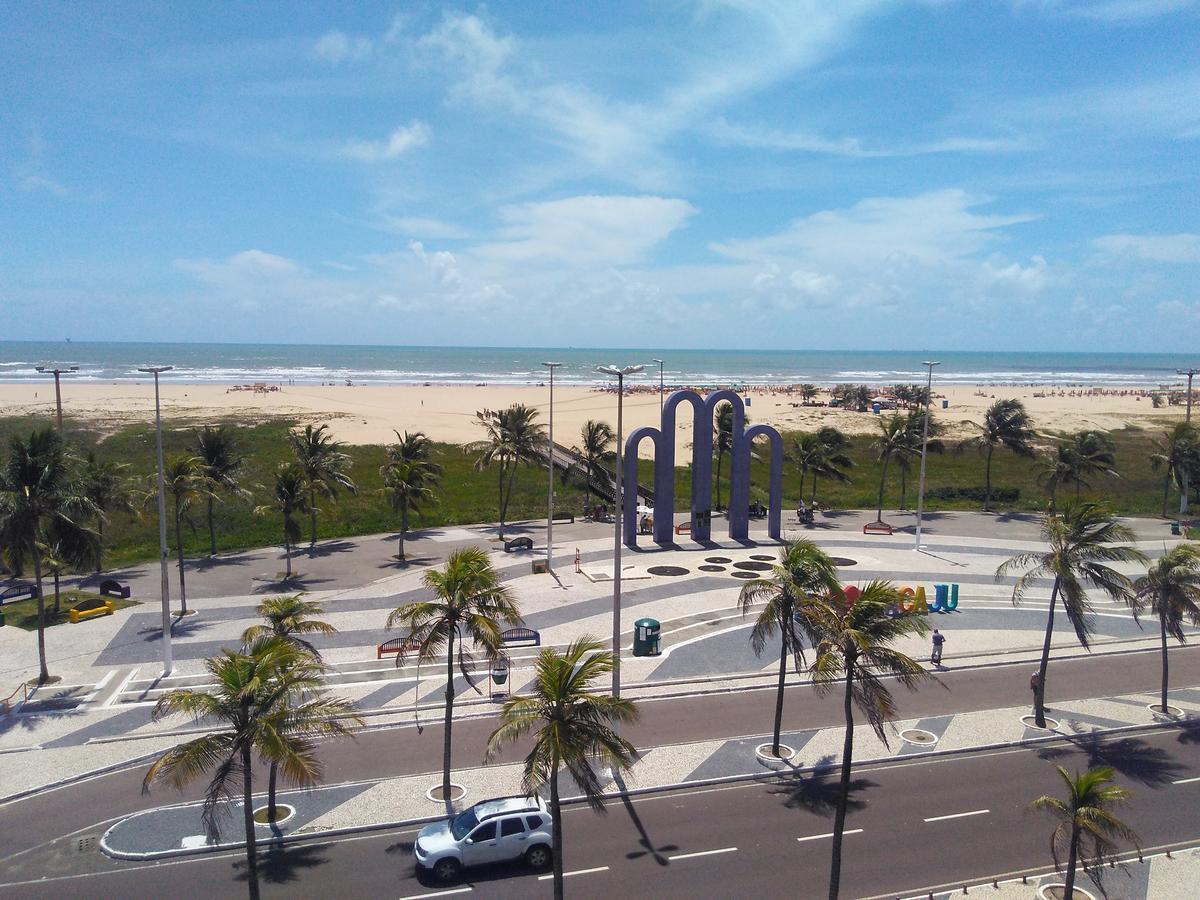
[2,1,1198,352]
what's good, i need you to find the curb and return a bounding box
[98,715,1189,862]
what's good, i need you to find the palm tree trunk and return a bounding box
[443,629,456,814]
[308,488,318,549]
[829,660,855,900]
[32,551,49,684]
[96,517,105,574]
[876,457,890,522]
[772,635,787,756]
[798,468,806,503]
[550,753,564,900]
[1162,473,1171,518]
[984,445,994,511]
[207,495,217,556]
[811,472,819,507]
[899,467,908,511]
[53,571,61,617]
[283,525,292,580]
[268,761,278,823]
[1063,821,1080,898]
[1034,578,1061,728]
[716,447,725,510]
[241,742,260,900]
[1160,610,1170,712]
[174,502,188,615]
[399,501,408,561]
[497,464,507,539]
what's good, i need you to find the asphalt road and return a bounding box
[3,726,1197,899]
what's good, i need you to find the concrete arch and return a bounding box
[622,427,661,547]
[740,424,784,541]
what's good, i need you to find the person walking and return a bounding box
[931,628,946,666]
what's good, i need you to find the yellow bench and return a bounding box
[69,599,114,623]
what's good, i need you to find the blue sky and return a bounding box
[3,1,1198,351]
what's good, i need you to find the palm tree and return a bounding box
[1068,430,1119,501]
[467,405,543,539]
[486,637,638,900]
[379,434,442,562]
[143,639,361,900]
[287,424,356,549]
[996,503,1146,728]
[799,384,819,404]
[962,398,1036,511]
[195,424,249,557]
[1149,422,1199,517]
[810,427,854,507]
[159,454,216,614]
[386,546,521,810]
[793,433,821,503]
[895,411,944,511]
[1037,445,1077,511]
[242,595,338,821]
[0,429,98,683]
[572,419,615,509]
[1132,543,1200,713]
[79,450,132,573]
[1029,765,1139,899]
[738,540,839,757]
[873,413,908,522]
[713,400,735,511]
[254,463,308,581]
[802,580,930,900]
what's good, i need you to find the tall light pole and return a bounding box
[542,362,563,572]
[138,365,175,676]
[1179,367,1198,516]
[913,361,940,551]
[651,358,664,415]
[35,364,78,431]
[597,363,644,697]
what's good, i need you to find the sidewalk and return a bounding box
[100,683,1200,860]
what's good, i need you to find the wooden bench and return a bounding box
[551,512,574,524]
[0,583,39,604]
[675,521,692,536]
[377,637,422,660]
[500,627,541,647]
[504,536,534,552]
[99,579,131,599]
[69,597,114,623]
[862,521,894,535]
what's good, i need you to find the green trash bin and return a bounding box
[1172,522,1182,536]
[632,618,661,656]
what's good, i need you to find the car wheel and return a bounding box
[432,857,462,883]
[526,844,552,870]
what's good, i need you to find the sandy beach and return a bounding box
[0,381,1188,458]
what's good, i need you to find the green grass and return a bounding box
[0,590,139,631]
[0,414,1188,574]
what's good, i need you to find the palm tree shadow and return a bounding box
[1176,721,1200,745]
[305,540,356,558]
[230,843,330,885]
[1036,733,1185,787]
[612,772,678,865]
[770,767,876,818]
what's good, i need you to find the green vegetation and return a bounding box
[0,589,138,631]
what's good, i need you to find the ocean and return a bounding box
[0,341,1191,389]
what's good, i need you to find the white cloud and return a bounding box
[17,173,70,196]
[1049,0,1196,22]
[1093,233,1200,263]
[340,121,431,162]
[313,30,373,64]
[381,216,471,239]
[710,118,1030,157]
[475,195,697,266]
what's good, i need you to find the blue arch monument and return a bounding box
[622,390,783,547]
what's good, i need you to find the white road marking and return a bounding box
[797,828,863,843]
[924,808,989,823]
[538,866,609,880]
[1172,776,1200,785]
[105,667,139,707]
[398,888,472,899]
[668,846,737,861]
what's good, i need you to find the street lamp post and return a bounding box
[542,362,563,572]
[1179,368,1199,515]
[35,364,79,431]
[651,359,664,415]
[913,361,940,551]
[596,363,644,698]
[138,365,175,676]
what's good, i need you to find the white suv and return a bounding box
[414,796,554,883]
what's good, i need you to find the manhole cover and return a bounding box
[750,554,775,561]
[705,556,732,564]
[731,571,758,579]
[648,565,689,577]
[733,561,773,572]
[831,557,857,566]
[76,836,98,853]
[699,565,726,572]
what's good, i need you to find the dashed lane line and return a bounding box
[398,888,472,899]
[538,866,610,880]
[924,809,989,823]
[668,847,737,861]
[1172,776,1200,784]
[798,828,863,843]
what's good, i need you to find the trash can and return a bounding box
[872,402,881,414]
[532,559,548,574]
[632,618,661,656]
[941,399,949,409]
[0,609,5,627]
[1172,522,1181,536]
[934,584,949,609]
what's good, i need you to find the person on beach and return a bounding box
[931,629,945,665]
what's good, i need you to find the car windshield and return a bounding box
[450,808,479,841]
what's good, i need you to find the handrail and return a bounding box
[0,679,30,716]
